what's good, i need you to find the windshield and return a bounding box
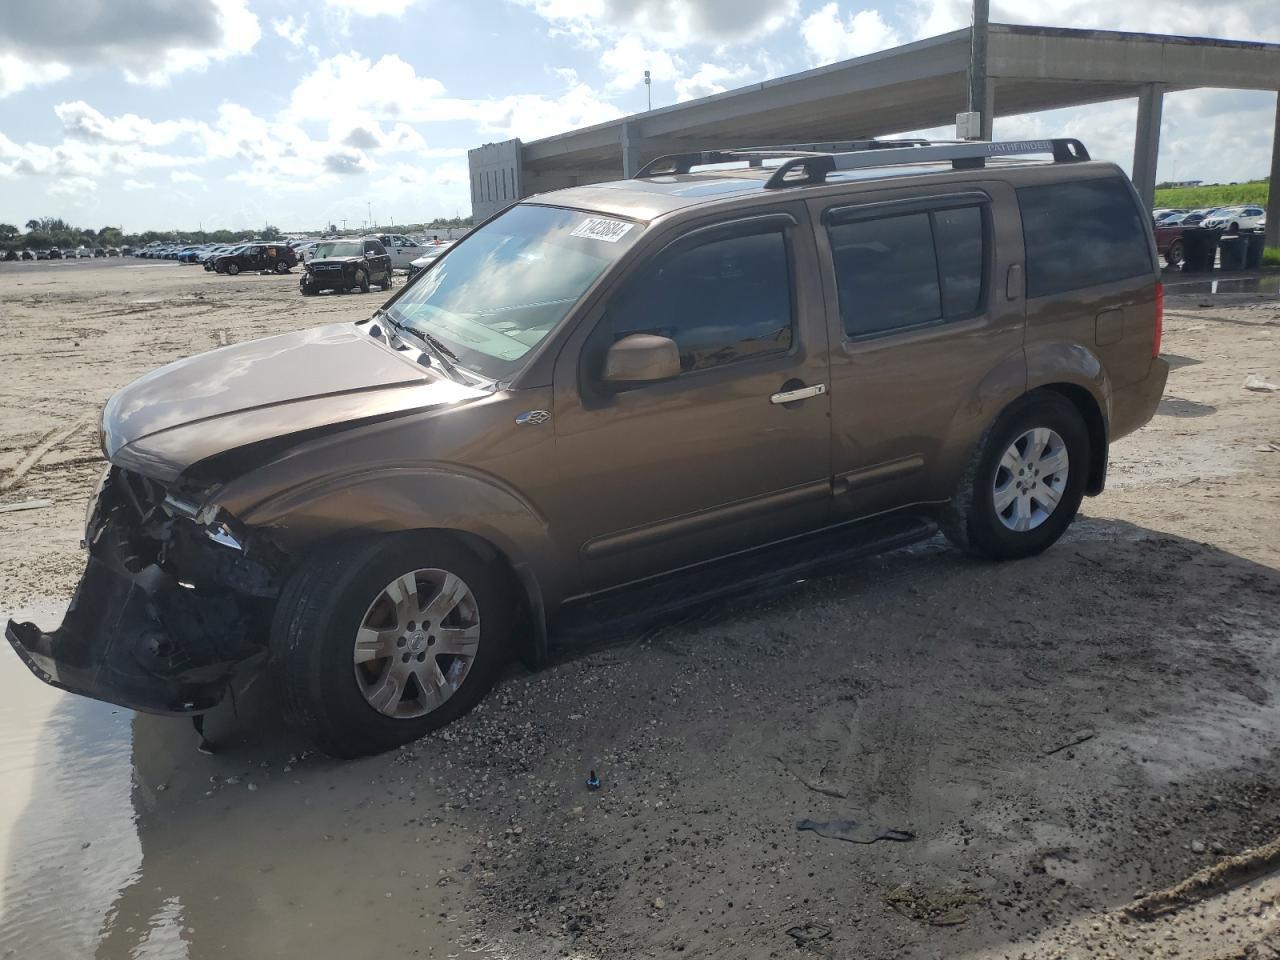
[387,204,641,380]
[314,241,363,258]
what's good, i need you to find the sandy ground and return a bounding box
[0,258,1278,960]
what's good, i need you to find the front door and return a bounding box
[810,182,1027,516]
[551,205,833,592]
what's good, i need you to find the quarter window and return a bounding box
[827,204,987,338]
[608,228,793,373]
[1017,178,1153,298]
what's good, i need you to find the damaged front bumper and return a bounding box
[6,468,280,715]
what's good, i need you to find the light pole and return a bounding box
[644,70,651,111]
[968,0,990,140]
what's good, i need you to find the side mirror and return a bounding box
[602,334,681,386]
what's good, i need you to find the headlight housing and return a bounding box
[83,463,113,547]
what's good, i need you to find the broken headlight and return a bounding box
[82,463,113,548]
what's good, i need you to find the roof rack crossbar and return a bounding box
[630,138,1090,185]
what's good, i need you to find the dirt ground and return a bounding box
[1,258,1279,960]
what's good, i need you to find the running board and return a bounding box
[549,513,938,654]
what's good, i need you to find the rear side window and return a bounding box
[827,202,987,338]
[1018,178,1153,298]
[365,240,385,255]
[609,228,793,373]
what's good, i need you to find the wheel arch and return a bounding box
[1030,382,1109,495]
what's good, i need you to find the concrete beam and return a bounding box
[981,78,995,140]
[1268,93,1280,249]
[1132,84,1164,211]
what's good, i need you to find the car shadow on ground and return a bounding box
[3,516,1279,959]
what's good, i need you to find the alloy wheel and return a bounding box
[992,427,1070,532]
[352,568,481,719]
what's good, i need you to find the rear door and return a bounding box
[810,182,1027,516]
[551,204,834,590]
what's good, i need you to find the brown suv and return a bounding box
[7,139,1169,757]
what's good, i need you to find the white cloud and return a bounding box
[516,0,800,49]
[0,55,70,99]
[122,179,154,191]
[801,4,900,65]
[271,14,309,48]
[55,101,203,147]
[674,63,753,102]
[599,37,679,93]
[0,0,261,91]
[170,170,204,184]
[321,0,424,16]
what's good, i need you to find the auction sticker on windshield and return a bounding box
[570,217,634,243]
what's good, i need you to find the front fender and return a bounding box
[233,464,562,654]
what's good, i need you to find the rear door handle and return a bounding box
[770,383,826,404]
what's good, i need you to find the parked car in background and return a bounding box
[204,244,240,270]
[1152,208,1186,223]
[373,233,424,271]
[406,241,455,278]
[1153,221,1188,267]
[106,248,120,257]
[93,247,106,257]
[47,248,64,259]
[2,249,17,261]
[1201,206,1266,233]
[20,249,35,260]
[300,238,393,294]
[177,245,209,263]
[214,243,297,275]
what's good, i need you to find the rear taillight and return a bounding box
[1153,281,1163,357]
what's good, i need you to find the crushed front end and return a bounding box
[6,467,285,715]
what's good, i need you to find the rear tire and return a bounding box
[275,261,290,274]
[357,268,370,293]
[270,533,514,758]
[941,392,1090,561]
[1166,239,1184,268]
[226,262,240,276]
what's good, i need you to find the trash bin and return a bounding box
[1244,232,1266,270]
[1180,228,1219,273]
[1218,234,1246,271]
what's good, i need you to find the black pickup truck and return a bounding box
[300,238,393,295]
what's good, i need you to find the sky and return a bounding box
[0,0,1276,233]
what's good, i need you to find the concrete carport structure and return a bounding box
[468,24,1280,246]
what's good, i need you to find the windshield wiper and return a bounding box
[376,308,462,378]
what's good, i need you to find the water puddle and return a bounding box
[1165,274,1280,296]
[0,599,473,959]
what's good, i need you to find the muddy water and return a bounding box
[0,601,472,960]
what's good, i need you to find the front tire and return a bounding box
[270,533,513,758]
[941,392,1090,561]
[356,268,370,293]
[1166,238,1184,268]
[275,261,291,274]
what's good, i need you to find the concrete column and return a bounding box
[621,122,639,179]
[981,77,995,141]
[1131,84,1165,212]
[1267,92,1279,248]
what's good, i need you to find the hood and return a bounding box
[103,323,486,483]
[309,256,363,267]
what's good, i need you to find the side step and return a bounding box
[549,513,938,654]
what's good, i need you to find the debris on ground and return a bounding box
[1042,727,1097,755]
[1244,374,1280,392]
[0,498,53,513]
[885,885,985,926]
[796,818,914,844]
[785,921,832,945]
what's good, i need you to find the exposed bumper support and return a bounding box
[7,544,260,716]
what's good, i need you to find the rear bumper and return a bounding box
[1111,356,1170,442]
[6,522,264,716]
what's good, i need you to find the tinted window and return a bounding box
[364,241,385,255]
[935,207,983,316]
[609,230,793,373]
[1018,178,1153,298]
[828,205,985,338]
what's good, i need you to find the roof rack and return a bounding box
[632,138,1092,188]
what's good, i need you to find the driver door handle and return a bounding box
[770,383,826,404]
